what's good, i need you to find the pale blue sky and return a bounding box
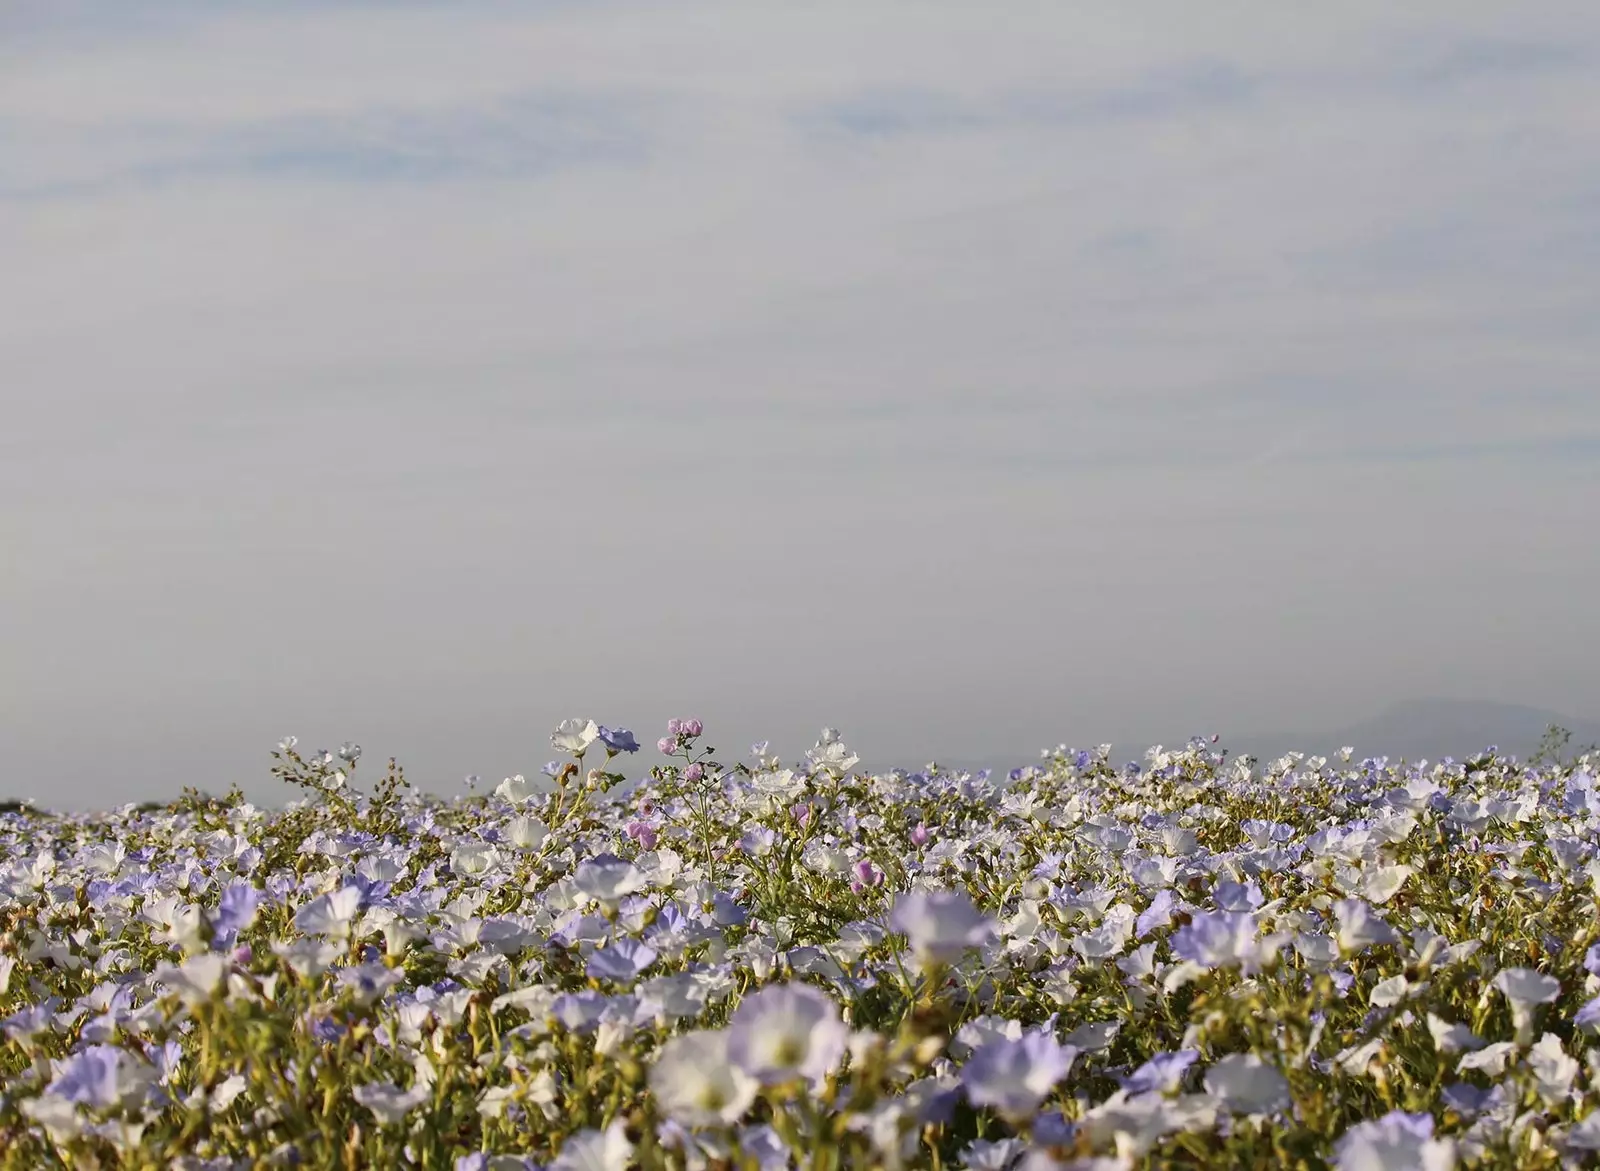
[2,2,1598,806]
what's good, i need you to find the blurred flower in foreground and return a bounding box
[727,983,849,1087]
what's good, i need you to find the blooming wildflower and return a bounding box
[1169,911,1284,973]
[1527,1032,1580,1103]
[648,1029,759,1127]
[1457,1042,1516,1076]
[505,815,549,850]
[210,881,262,945]
[1204,1053,1291,1115]
[155,952,232,1007]
[1332,899,1401,953]
[807,727,860,776]
[585,939,658,983]
[960,1033,1077,1120]
[293,885,365,939]
[1491,967,1560,1040]
[1425,1014,1484,1054]
[552,719,601,757]
[726,983,849,1086]
[1333,1111,1455,1171]
[352,1081,430,1126]
[1077,1090,1217,1159]
[450,842,504,878]
[596,726,640,755]
[572,854,650,907]
[550,1120,634,1171]
[336,962,405,1005]
[48,1045,154,1109]
[1120,1049,1198,1095]
[889,888,998,971]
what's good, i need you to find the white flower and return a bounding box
[506,815,549,849]
[496,773,557,805]
[1078,1091,1217,1159]
[1334,1111,1455,1171]
[1457,1042,1516,1077]
[1527,1033,1579,1104]
[889,889,998,971]
[450,842,504,878]
[1491,967,1560,1040]
[352,1081,430,1125]
[1425,1014,1484,1054]
[551,1119,633,1171]
[552,719,601,758]
[571,854,650,907]
[1359,865,1413,905]
[1204,1053,1291,1115]
[154,953,232,1007]
[271,938,343,979]
[960,1033,1076,1120]
[293,886,364,939]
[807,728,860,777]
[726,983,849,1086]
[1332,900,1401,953]
[649,1029,759,1126]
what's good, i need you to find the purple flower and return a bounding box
[961,1033,1077,1119]
[910,823,930,847]
[682,719,704,738]
[586,939,659,983]
[1213,880,1264,912]
[657,737,676,754]
[852,859,883,888]
[1137,890,1175,938]
[1120,1048,1199,1095]
[598,726,640,754]
[211,881,262,946]
[1334,1111,1453,1171]
[684,764,705,783]
[49,1045,124,1107]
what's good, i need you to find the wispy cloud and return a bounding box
[4,2,1600,804]
[0,91,656,198]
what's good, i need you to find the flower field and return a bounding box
[3,720,1600,1170]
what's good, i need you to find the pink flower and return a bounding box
[911,823,930,847]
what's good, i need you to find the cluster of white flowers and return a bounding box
[0,724,1597,1169]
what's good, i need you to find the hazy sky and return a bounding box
[4,2,1599,807]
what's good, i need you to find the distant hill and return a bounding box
[1234,698,1600,766]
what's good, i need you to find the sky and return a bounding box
[3,1,1599,808]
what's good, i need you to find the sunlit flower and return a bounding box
[550,1119,633,1171]
[1332,900,1402,953]
[352,1081,430,1125]
[155,952,232,1007]
[1491,967,1561,1041]
[1333,1111,1455,1171]
[648,1029,759,1127]
[960,1032,1077,1120]
[726,983,849,1086]
[889,889,998,971]
[552,719,602,758]
[1204,1053,1291,1115]
[293,885,365,939]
